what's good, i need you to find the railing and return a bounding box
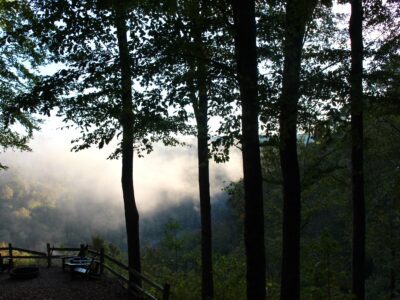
[0,243,47,264]
[87,246,170,300]
[0,243,170,300]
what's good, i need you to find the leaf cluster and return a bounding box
[0,0,44,167]
[29,0,191,158]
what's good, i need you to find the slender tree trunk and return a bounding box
[231,1,266,299]
[114,3,142,290]
[195,81,214,300]
[192,10,214,297]
[390,222,396,300]
[279,1,315,299]
[189,3,214,297]
[327,250,332,300]
[349,0,365,299]
[390,262,396,300]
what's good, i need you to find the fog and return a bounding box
[4,117,242,211]
[0,117,242,248]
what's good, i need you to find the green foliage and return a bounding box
[159,218,184,272]
[0,169,127,250]
[213,252,246,300]
[0,0,43,168]
[0,0,398,298]
[138,0,240,162]
[90,235,128,279]
[29,0,190,158]
[142,215,246,299]
[302,231,352,299]
[223,96,400,299]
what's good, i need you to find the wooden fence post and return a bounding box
[79,244,85,257]
[46,243,51,268]
[100,248,104,275]
[8,243,13,269]
[163,283,170,300]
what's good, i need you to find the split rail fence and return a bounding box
[0,243,170,300]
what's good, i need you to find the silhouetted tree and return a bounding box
[113,1,141,286]
[138,2,238,298]
[231,0,266,298]
[349,0,364,298]
[192,15,214,300]
[30,0,186,292]
[278,0,317,298]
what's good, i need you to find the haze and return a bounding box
[1,116,243,214]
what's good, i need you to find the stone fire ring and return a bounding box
[10,267,39,280]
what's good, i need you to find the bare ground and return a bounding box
[0,267,130,300]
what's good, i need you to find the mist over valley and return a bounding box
[0,120,242,251]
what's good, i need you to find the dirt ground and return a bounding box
[0,267,130,300]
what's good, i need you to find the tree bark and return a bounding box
[390,223,396,300]
[114,3,142,290]
[279,1,315,299]
[194,78,214,300]
[192,7,214,297]
[231,1,266,299]
[349,0,365,299]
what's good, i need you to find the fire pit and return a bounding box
[10,267,39,279]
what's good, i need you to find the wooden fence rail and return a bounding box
[12,247,46,257]
[0,243,170,300]
[87,245,170,300]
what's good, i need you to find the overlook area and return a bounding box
[0,244,170,299]
[1,0,399,299]
[0,267,129,300]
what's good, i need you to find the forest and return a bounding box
[0,0,399,299]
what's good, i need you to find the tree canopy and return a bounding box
[0,0,399,299]
[0,0,43,169]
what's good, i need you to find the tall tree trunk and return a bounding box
[194,77,214,300]
[349,0,365,299]
[390,258,396,300]
[279,1,316,299]
[114,3,142,290]
[390,222,396,300]
[231,1,266,299]
[192,7,214,297]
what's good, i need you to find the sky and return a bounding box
[2,115,243,214]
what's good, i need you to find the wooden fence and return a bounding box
[0,243,170,300]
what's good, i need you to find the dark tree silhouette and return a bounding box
[192,27,214,300]
[279,0,317,299]
[349,0,365,299]
[231,0,265,298]
[113,2,141,287]
[29,1,185,293]
[137,3,238,298]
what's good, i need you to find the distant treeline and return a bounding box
[0,169,237,254]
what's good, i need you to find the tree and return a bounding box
[30,0,186,293]
[349,0,364,298]
[181,3,216,297]
[278,0,318,298]
[231,0,266,298]
[139,2,238,298]
[113,1,142,287]
[160,218,184,273]
[363,4,400,294]
[192,16,215,300]
[0,0,43,169]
